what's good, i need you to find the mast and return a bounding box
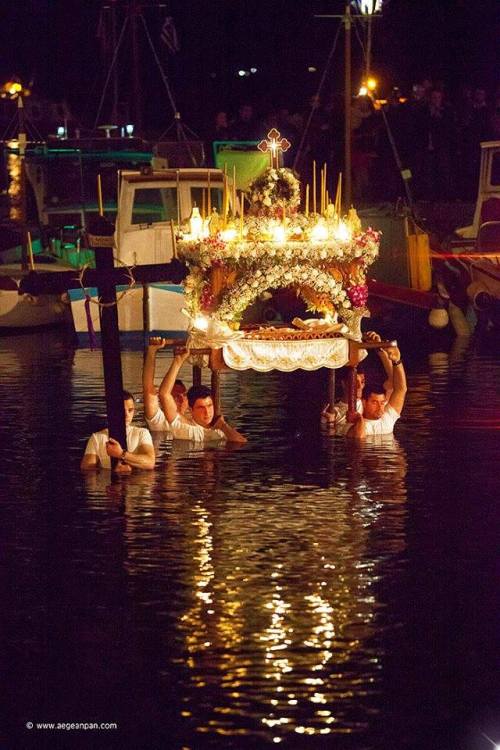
[344,3,352,210]
[111,0,119,123]
[130,0,143,135]
[18,98,29,271]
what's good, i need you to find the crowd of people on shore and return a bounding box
[204,78,500,204]
[81,334,407,472]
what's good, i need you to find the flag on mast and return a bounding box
[160,16,180,54]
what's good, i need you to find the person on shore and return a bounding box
[337,345,407,438]
[142,337,189,433]
[159,349,247,443]
[321,331,394,426]
[81,391,155,472]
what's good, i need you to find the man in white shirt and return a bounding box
[322,331,394,427]
[142,337,189,432]
[160,350,247,444]
[81,391,155,472]
[338,345,407,438]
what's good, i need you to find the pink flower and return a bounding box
[347,284,369,308]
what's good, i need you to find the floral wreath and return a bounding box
[178,228,380,270]
[248,167,300,213]
[213,264,353,323]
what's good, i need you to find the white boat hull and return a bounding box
[68,283,188,336]
[0,289,70,329]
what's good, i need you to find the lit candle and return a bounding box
[323,162,327,215]
[170,219,177,258]
[202,189,206,222]
[312,160,317,214]
[232,165,237,217]
[207,170,211,215]
[335,172,342,217]
[97,174,103,216]
[27,230,35,270]
[239,191,244,239]
[305,184,309,217]
[223,164,228,228]
[176,170,180,225]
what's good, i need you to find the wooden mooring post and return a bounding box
[89,232,127,470]
[19,229,187,468]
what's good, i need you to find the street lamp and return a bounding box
[351,0,383,79]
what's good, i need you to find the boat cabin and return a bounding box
[22,143,152,231]
[115,168,231,267]
[456,140,500,242]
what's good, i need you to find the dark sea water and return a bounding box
[0,329,498,750]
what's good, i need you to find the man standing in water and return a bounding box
[81,391,155,472]
[322,331,394,426]
[142,337,189,432]
[159,349,247,443]
[337,345,407,438]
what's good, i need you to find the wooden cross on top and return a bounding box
[257,128,291,169]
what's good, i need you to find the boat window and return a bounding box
[190,187,224,215]
[490,153,500,186]
[131,187,178,224]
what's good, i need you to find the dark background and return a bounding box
[1,0,499,133]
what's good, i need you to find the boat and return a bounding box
[67,167,232,344]
[433,139,500,330]
[0,128,154,331]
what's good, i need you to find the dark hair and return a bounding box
[187,384,212,408]
[123,390,135,401]
[362,383,385,400]
[174,379,185,389]
[339,363,365,386]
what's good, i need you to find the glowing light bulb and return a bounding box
[220,227,237,242]
[311,221,329,242]
[271,225,286,243]
[333,220,351,241]
[193,314,209,331]
[190,206,203,239]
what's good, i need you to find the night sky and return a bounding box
[1,0,499,132]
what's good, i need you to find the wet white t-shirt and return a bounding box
[83,425,153,469]
[336,405,400,436]
[146,407,171,433]
[170,414,225,442]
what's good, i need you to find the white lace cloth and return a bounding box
[222,337,350,372]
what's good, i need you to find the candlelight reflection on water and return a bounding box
[0,331,498,749]
[168,436,407,743]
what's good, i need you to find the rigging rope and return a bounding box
[293,22,343,171]
[92,14,130,131]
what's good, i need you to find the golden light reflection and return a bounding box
[175,440,408,741]
[7,140,22,221]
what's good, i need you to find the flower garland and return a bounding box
[214,264,351,323]
[177,227,380,270]
[248,167,300,212]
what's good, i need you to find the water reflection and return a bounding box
[1,330,498,749]
[161,438,408,743]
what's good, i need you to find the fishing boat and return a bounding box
[67,167,232,344]
[433,139,500,330]
[0,122,154,331]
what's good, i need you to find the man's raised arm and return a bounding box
[142,337,166,420]
[159,349,190,423]
[387,346,407,415]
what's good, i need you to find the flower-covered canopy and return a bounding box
[176,167,380,337]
